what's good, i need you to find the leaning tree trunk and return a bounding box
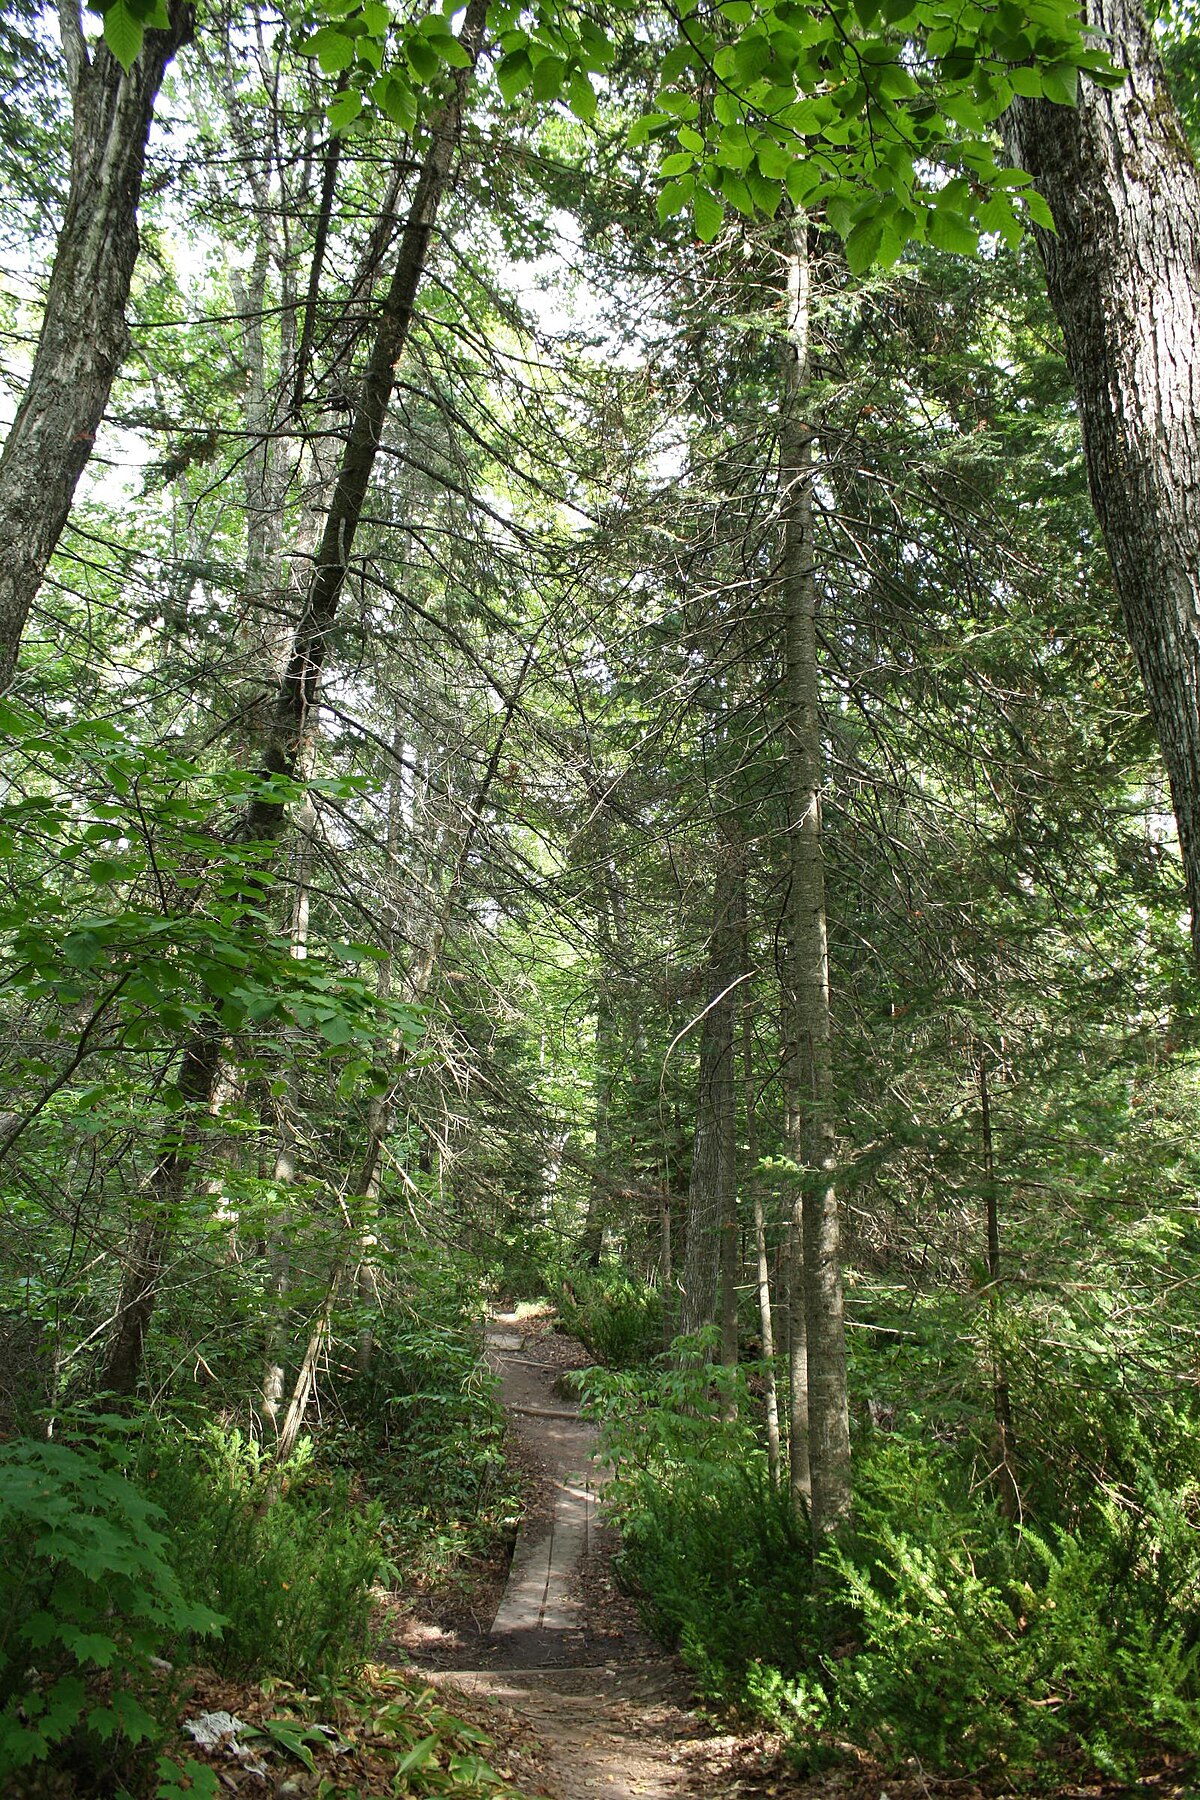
[0,1,193,692]
[1002,0,1200,959]
[780,212,851,1543]
[101,0,488,1394]
[241,0,488,847]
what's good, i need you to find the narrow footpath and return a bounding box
[406,1310,743,1800]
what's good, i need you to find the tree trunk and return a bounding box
[241,0,488,846]
[102,1030,221,1395]
[0,2,193,691]
[99,4,487,1394]
[979,1049,1020,1518]
[781,975,810,1505]
[1002,2,1200,958]
[582,848,619,1266]
[744,974,781,1486]
[679,861,739,1339]
[780,213,851,1542]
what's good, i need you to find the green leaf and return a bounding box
[721,170,756,216]
[531,54,566,100]
[977,190,1023,246]
[1041,61,1079,105]
[657,176,692,220]
[1008,65,1043,98]
[496,48,532,103]
[86,856,129,884]
[429,30,470,67]
[660,151,695,176]
[827,193,854,237]
[568,69,598,120]
[100,0,143,70]
[374,73,416,129]
[745,166,782,214]
[395,1734,440,1775]
[692,186,724,242]
[786,159,820,204]
[308,26,356,73]
[1024,187,1056,230]
[845,212,886,273]
[755,139,792,178]
[319,1012,355,1046]
[926,206,979,255]
[63,930,102,970]
[329,89,364,131]
[661,44,693,82]
[360,1,389,31]
[407,35,440,81]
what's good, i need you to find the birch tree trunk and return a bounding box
[0,1,192,691]
[780,213,851,1541]
[1002,1,1200,958]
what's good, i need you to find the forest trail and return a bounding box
[408,1311,740,1800]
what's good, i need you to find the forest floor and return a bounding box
[382,1310,1196,1800]
[384,1304,735,1800]
[380,1311,935,1800]
[163,1310,1195,1799]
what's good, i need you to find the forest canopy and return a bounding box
[3,0,1200,1793]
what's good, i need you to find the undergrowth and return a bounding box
[0,1242,523,1796]
[551,1263,663,1367]
[580,1350,1200,1788]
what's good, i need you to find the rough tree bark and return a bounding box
[1002,1,1200,957]
[101,1,487,1393]
[0,1,193,691]
[780,212,851,1541]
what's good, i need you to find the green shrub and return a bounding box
[0,1437,221,1792]
[332,1249,515,1578]
[817,1446,1200,1778]
[585,1365,1200,1787]
[581,1350,818,1698]
[137,1424,381,1686]
[554,1266,662,1367]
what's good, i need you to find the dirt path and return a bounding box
[389,1312,1200,1800]
[406,1311,743,1800]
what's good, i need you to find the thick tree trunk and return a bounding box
[0,2,192,691]
[781,214,851,1541]
[1002,4,1200,957]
